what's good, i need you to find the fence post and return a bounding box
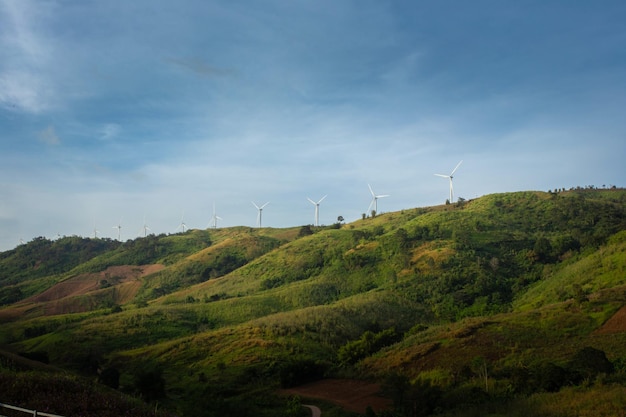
[33,410,38,417]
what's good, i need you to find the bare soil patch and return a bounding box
[0,265,164,321]
[279,379,392,414]
[26,265,163,304]
[596,304,626,334]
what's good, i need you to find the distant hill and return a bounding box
[1,188,626,417]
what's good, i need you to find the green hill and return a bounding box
[1,188,626,417]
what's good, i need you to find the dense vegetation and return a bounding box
[1,188,625,417]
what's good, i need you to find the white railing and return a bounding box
[0,402,65,417]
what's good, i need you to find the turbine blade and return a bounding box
[368,184,375,197]
[252,201,260,209]
[307,198,316,205]
[450,160,463,176]
[260,202,269,209]
[318,195,327,204]
[378,194,390,198]
[434,174,449,178]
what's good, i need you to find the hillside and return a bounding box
[1,188,626,417]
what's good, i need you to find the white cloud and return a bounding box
[0,71,52,113]
[100,123,121,141]
[38,125,60,145]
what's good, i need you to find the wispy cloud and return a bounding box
[37,125,60,146]
[0,1,57,113]
[166,57,235,78]
[99,123,121,141]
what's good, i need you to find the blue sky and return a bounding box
[1,0,625,250]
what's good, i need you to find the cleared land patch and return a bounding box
[596,304,626,334]
[279,378,392,414]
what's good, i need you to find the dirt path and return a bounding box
[303,405,321,417]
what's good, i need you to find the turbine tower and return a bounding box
[434,160,463,203]
[209,203,222,229]
[113,218,122,241]
[368,184,389,214]
[307,195,327,227]
[252,201,269,228]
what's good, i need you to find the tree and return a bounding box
[569,347,614,381]
[133,366,166,402]
[533,237,553,262]
[337,215,344,223]
[471,356,489,392]
[98,367,120,389]
[298,225,314,237]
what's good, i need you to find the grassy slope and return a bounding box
[1,189,626,416]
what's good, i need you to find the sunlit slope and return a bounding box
[3,189,624,361]
[2,189,626,416]
[0,227,300,320]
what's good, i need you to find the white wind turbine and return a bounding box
[368,184,389,214]
[112,218,122,241]
[176,212,187,233]
[434,160,463,203]
[209,203,222,229]
[252,201,269,228]
[140,216,151,237]
[307,195,327,227]
[93,222,99,239]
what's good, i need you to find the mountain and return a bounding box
[1,188,626,417]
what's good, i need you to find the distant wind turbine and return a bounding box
[368,184,389,214]
[93,223,99,239]
[176,212,187,233]
[252,201,269,228]
[140,216,150,237]
[209,203,222,229]
[113,218,122,241]
[307,195,327,227]
[434,160,463,203]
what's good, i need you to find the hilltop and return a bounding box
[1,188,626,417]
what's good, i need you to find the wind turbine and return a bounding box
[209,203,222,229]
[176,212,187,233]
[368,184,389,214]
[252,201,269,228]
[434,160,463,203]
[93,223,99,239]
[307,195,327,227]
[113,218,122,241]
[140,216,150,237]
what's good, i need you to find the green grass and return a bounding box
[1,189,626,416]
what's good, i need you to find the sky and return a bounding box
[1,0,625,251]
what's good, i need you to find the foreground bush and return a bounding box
[0,371,174,417]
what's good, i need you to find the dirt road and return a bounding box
[303,405,321,417]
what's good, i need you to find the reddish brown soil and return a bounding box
[0,265,164,321]
[596,305,626,334]
[279,379,392,414]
